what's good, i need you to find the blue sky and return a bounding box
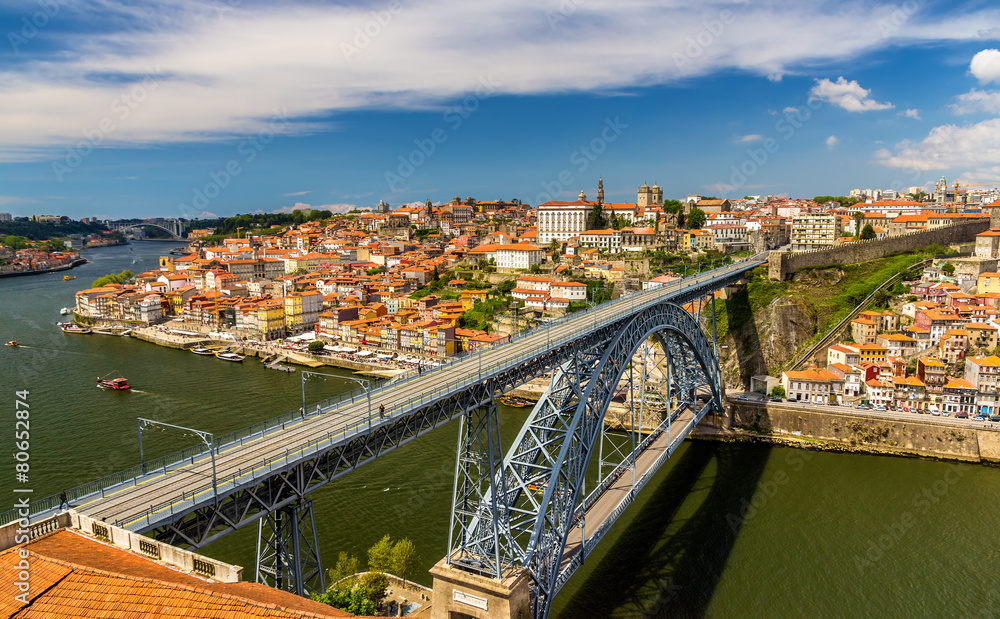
[2,0,1000,220]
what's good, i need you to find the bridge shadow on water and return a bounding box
[554,440,772,618]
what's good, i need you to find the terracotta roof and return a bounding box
[1,530,349,618]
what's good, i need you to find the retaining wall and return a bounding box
[768,219,990,280]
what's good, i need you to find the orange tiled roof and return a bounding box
[0,530,349,618]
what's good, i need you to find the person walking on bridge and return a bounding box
[379,403,385,419]
[59,489,69,510]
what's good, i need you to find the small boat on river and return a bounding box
[5,340,19,347]
[97,371,130,390]
[190,347,215,355]
[59,323,92,334]
[498,395,533,408]
[216,351,245,362]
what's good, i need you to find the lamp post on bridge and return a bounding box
[138,418,218,504]
[301,370,372,431]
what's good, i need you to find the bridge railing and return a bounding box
[0,256,767,528]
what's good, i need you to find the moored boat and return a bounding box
[190,347,215,355]
[216,351,245,362]
[60,307,72,315]
[97,371,130,390]
[59,323,92,334]
[498,394,533,408]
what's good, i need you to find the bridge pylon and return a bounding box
[254,498,324,597]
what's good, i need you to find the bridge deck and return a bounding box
[555,403,703,591]
[25,256,764,533]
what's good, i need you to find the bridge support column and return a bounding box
[430,558,531,619]
[254,498,324,597]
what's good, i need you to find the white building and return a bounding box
[550,281,587,301]
[494,243,545,270]
[537,195,592,246]
[579,229,622,253]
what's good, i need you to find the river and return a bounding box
[2,241,998,617]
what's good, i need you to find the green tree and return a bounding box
[911,190,927,202]
[770,385,785,398]
[3,235,27,251]
[860,224,876,240]
[588,202,607,229]
[307,340,325,353]
[551,249,560,262]
[391,538,420,584]
[328,551,360,587]
[367,534,394,573]
[43,239,67,252]
[359,571,389,607]
[852,212,864,238]
[548,239,560,253]
[942,262,955,276]
[686,208,707,229]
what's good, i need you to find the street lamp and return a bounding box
[302,371,372,430]
[138,418,218,504]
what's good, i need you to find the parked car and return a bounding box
[873,405,887,411]
[974,415,988,421]
[990,414,1000,422]
[931,410,941,416]
[856,404,871,410]
[956,412,969,419]
[770,397,782,402]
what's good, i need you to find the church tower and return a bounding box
[597,178,604,204]
[651,182,663,205]
[637,181,653,207]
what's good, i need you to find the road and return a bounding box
[735,396,1000,432]
[38,255,765,532]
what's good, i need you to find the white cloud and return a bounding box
[735,134,764,143]
[767,73,784,82]
[782,106,799,113]
[971,49,1000,84]
[809,77,894,112]
[283,190,312,197]
[825,135,839,148]
[951,89,1000,114]
[873,118,1000,173]
[0,0,997,160]
[0,196,38,205]
[900,108,921,119]
[198,211,216,218]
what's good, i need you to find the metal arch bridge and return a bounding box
[105,218,186,239]
[3,252,766,612]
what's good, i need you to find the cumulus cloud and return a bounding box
[0,0,997,160]
[873,118,1000,172]
[767,73,784,82]
[809,77,894,112]
[971,49,1000,84]
[900,108,921,119]
[951,89,1000,114]
[825,135,839,148]
[782,106,799,113]
[735,134,764,143]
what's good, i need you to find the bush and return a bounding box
[307,340,325,353]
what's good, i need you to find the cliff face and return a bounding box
[716,267,854,387]
[718,294,817,388]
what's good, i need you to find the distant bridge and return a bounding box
[104,217,186,239]
[5,252,768,617]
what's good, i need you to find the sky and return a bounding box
[2,0,1000,220]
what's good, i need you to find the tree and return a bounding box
[551,250,560,263]
[329,552,360,587]
[852,212,864,238]
[860,224,876,240]
[911,190,927,202]
[770,385,785,398]
[588,202,607,229]
[686,208,707,230]
[3,235,27,251]
[391,538,420,585]
[307,340,325,353]
[359,571,389,607]
[43,239,66,252]
[367,534,394,573]
[548,239,561,253]
[942,262,955,276]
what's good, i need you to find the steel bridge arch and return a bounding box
[455,301,724,618]
[111,222,184,238]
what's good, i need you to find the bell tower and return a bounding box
[597,177,604,204]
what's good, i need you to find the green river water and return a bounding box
[1,242,998,617]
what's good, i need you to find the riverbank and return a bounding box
[0,256,88,279]
[125,324,409,377]
[688,400,1000,466]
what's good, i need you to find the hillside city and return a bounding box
[6,177,1000,417]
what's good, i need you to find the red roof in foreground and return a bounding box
[0,529,350,618]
